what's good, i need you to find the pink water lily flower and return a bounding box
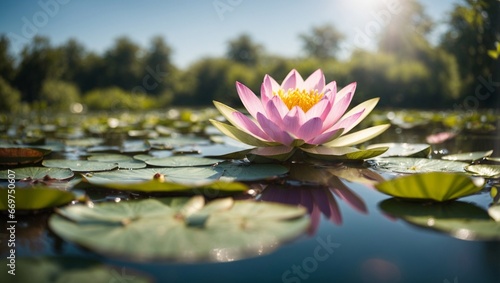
[210,69,390,160]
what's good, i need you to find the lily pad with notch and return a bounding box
[43,159,118,172]
[48,196,309,262]
[441,150,493,162]
[369,157,468,174]
[0,167,74,181]
[366,143,431,158]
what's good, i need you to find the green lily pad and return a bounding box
[0,257,152,283]
[64,138,104,148]
[366,143,431,158]
[97,179,248,195]
[379,198,500,240]
[465,164,500,178]
[375,172,484,202]
[145,156,223,167]
[148,136,210,149]
[370,157,468,173]
[84,167,221,185]
[301,146,388,161]
[87,154,146,169]
[48,196,309,262]
[441,150,493,162]
[0,167,74,181]
[0,187,74,211]
[0,147,45,166]
[215,162,289,181]
[42,159,118,172]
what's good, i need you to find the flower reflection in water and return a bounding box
[259,163,383,234]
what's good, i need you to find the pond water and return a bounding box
[0,114,499,283]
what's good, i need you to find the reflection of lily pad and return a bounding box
[0,148,45,166]
[379,198,500,240]
[42,159,118,172]
[0,257,152,283]
[301,146,388,161]
[375,172,484,202]
[465,164,500,178]
[442,150,493,162]
[49,197,309,262]
[0,187,74,211]
[366,143,431,158]
[145,156,223,167]
[370,158,468,173]
[0,167,74,181]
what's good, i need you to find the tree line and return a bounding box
[0,0,498,113]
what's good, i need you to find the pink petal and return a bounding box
[283,106,306,137]
[236,82,264,119]
[304,69,325,91]
[261,74,280,105]
[328,109,365,133]
[232,112,270,140]
[322,91,354,131]
[309,128,343,145]
[335,82,356,103]
[297,117,323,142]
[281,69,304,90]
[257,112,294,145]
[305,98,331,121]
[269,95,290,118]
[322,81,337,95]
[264,97,285,129]
[331,182,367,214]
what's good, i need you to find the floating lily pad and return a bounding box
[42,159,118,172]
[301,146,388,161]
[0,167,74,181]
[488,205,500,222]
[49,196,309,262]
[366,143,431,158]
[0,257,152,283]
[0,187,74,211]
[215,162,289,181]
[0,148,45,166]
[64,138,104,148]
[97,179,248,195]
[87,154,146,169]
[148,136,210,149]
[441,150,493,162]
[84,167,221,185]
[464,164,500,178]
[370,157,468,173]
[145,156,223,167]
[375,172,484,202]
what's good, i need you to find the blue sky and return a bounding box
[0,0,458,68]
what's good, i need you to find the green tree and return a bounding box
[14,36,63,102]
[0,77,21,113]
[102,37,142,90]
[226,34,262,66]
[57,39,86,84]
[140,36,175,97]
[40,80,80,112]
[83,87,155,111]
[0,35,16,82]
[299,24,345,59]
[441,0,500,108]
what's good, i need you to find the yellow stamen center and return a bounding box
[274,88,324,112]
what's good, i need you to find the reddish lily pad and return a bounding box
[0,148,45,166]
